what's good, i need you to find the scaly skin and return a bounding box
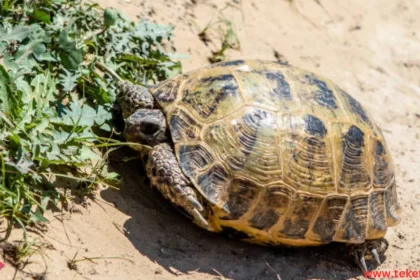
[146,143,213,230]
[117,82,155,118]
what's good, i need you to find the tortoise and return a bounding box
[116,59,401,271]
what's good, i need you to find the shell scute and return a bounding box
[303,74,339,110]
[384,182,402,226]
[180,70,244,123]
[308,195,348,242]
[367,191,387,239]
[231,62,298,112]
[339,88,374,129]
[151,79,181,105]
[278,193,324,239]
[339,125,372,193]
[177,143,214,178]
[248,208,279,230]
[202,107,282,185]
[373,139,394,188]
[196,163,229,206]
[334,194,369,243]
[248,183,295,231]
[281,113,336,195]
[169,108,202,142]
[221,178,261,220]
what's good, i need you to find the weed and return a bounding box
[198,18,241,63]
[67,252,133,271]
[0,0,181,272]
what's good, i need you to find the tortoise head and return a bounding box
[117,82,169,149]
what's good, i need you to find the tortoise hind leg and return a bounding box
[350,238,389,272]
[146,143,213,230]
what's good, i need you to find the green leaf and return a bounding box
[102,168,120,180]
[32,43,56,62]
[59,68,81,92]
[30,207,49,223]
[1,0,11,12]
[69,102,96,127]
[8,157,34,174]
[55,98,96,128]
[91,77,116,104]
[0,26,32,43]
[5,40,44,76]
[0,65,11,114]
[93,104,112,131]
[33,118,50,134]
[58,30,83,70]
[108,31,130,54]
[0,42,7,54]
[40,195,50,211]
[133,20,173,42]
[8,132,21,148]
[30,9,51,24]
[30,72,57,108]
[20,39,45,58]
[79,145,101,162]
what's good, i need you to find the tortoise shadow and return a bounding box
[100,147,372,280]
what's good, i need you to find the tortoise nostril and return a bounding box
[140,122,159,135]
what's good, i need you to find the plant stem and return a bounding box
[95,61,124,83]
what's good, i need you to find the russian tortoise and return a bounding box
[117,60,401,271]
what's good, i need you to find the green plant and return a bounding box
[67,252,133,271]
[198,18,241,63]
[0,0,181,248]
[0,238,45,271]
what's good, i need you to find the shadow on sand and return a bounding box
[100,147,372,280]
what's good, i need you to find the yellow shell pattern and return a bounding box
[149,60,401,246]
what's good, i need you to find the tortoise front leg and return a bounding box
[350,238,389,272]
[146,143,211,230]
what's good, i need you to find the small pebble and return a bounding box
[155,267,163,274]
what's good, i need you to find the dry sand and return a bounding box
[1,0,420,279]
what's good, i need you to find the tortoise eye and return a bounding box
[140,122,159,135]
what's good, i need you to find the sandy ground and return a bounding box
[1,0,420,279]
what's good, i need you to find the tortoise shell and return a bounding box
[148,60,401,246]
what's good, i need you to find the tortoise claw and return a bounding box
[186,195,204,212]
[184,191,208,228]
[186,196,209,228]
[352,249,368,272]
[350,238,389,272]
[359,254,368,272]
[371,248,381,265]
[191,208,209,228]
